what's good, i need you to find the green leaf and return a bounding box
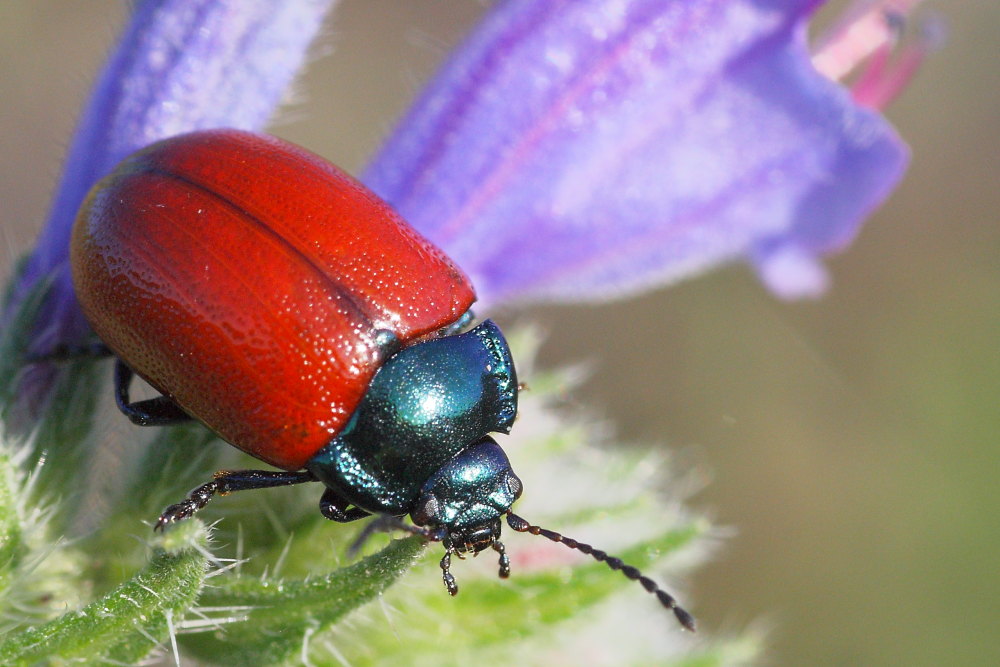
[0,274,104,520]
[180,535,425,665]
[336,522,704,665]
[0,522,209,665]
[0,450,24,601]
[0,320,754,665]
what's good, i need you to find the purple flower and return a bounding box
[365,0,911,306]
[6,0,917,424]
[3,0,334,427]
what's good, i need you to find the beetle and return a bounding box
[69,129,694,631]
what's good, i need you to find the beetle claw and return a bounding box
[154,502,196,531]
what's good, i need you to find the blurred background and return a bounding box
[1,1,996,665]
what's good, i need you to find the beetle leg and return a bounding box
[115,360,192,426]
[27,341,111,362]
[155,469,317,530]
[318,488,371,523]
[440,549,458,596]
[346,514,440,556]
[492,540,511,579]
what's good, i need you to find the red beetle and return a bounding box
[69,129,694,630]
[73,129,475,470]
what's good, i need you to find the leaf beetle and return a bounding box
[69,129,694,631]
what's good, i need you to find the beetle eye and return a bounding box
[412,494,440,526]
[505,471,523,499]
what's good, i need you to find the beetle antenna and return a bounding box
[505,512,696,632]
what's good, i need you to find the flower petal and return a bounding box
[364,0,908,307]
[4,0,333,429]
[14,0,335,329]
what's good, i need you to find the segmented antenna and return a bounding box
[506,512,696,631]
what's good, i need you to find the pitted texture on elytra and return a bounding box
[71,130,475,469]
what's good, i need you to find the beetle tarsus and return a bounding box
[492,540,510,579]
[440,550,458,596]
[154,478,223,530]
[154,469,317,531]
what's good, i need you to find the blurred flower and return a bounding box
[0,0,927,664]
[365,0,912,306]
[1,0,335,428]
[812,0,939,110]
[5,0,920,423]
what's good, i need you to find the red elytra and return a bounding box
[71,129,475,470]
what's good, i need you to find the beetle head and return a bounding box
[372,436,695,630]
[410,436,522,548]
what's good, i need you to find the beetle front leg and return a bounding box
[492,540,511,579]
[155,469,317,530]
[318,488,371,523]
[440,549,458,596]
